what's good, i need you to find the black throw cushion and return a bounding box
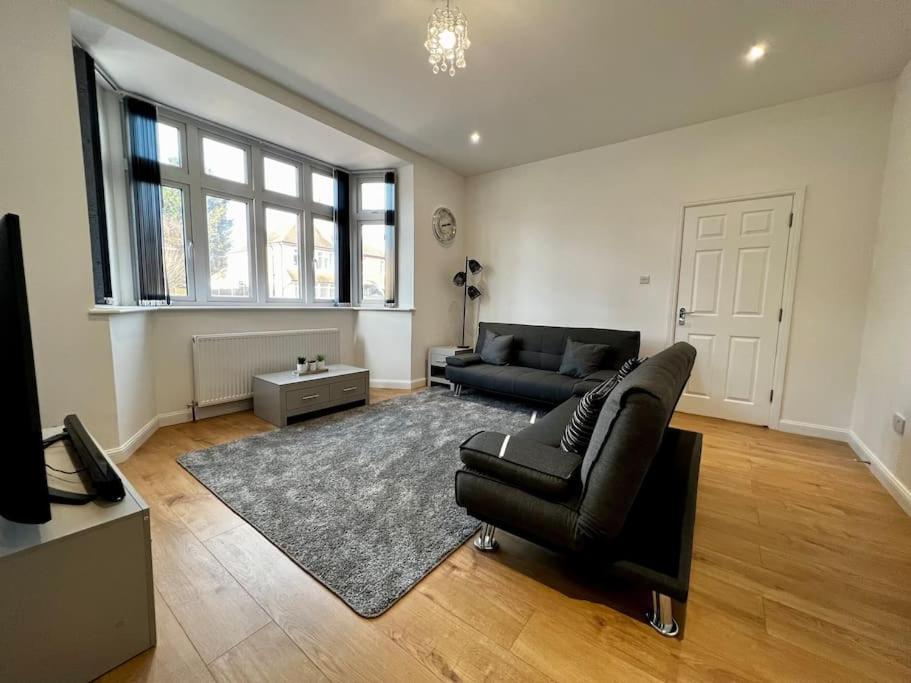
[559,338,610,378]
[560,357,642,454]
[479,331,513,365]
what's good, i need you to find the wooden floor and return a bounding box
[102,388,911,682]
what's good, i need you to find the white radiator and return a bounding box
[192,328,341,407]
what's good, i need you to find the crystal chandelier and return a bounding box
[425,0,470,77]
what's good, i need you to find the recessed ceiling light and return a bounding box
[470,131,481,144]
[746,43,767,63]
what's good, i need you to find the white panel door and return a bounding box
[674,195,792,425]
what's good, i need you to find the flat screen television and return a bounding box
[0,213,51,524]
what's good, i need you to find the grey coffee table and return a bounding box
[253,364,369,427]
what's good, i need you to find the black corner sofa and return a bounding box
[450,324,700,638]
[445,322,641,404]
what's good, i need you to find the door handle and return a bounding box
[678,307,688,326]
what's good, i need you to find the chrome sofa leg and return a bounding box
[646,591,679,637]
[474,523,498,552]
[453,384,462,397]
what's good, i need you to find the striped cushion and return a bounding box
[559,358,642,455]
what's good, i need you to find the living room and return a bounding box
[1,1,910,681]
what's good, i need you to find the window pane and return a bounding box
[313,217,335,300]
[202,137,247,184]
[206,195,250,297]
[361,222,387,301]
[360,181,386,211]
[312,172,335,206]
[264,157,299,197]
[160,185,188,297]
[265,207,300,299]
[157,122,181,167]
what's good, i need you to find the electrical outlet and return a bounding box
[639,275,650,285]
[893,413,906,436]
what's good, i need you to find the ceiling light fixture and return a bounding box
[746,43,767,63]
[425,0,470,77]
[470,131,480,144]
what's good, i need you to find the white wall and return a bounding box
[411,159,467,381]
[466,83,894,432]
[108,313,156,444]
[851,63,911,509]
[0,0,119,446]
[354,311,413,388]
[151,309,356,418]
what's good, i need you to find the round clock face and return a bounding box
[432,207,457,244]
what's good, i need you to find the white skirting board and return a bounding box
[370,378,427,390]
[777,419,851,442]
[105,409,192,463]
[777,419,910,516]
[848,431,911,517]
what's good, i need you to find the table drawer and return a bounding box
[330,375,367,402]
[285,384,331,415]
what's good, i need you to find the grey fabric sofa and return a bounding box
[445,322,641,404]
[455,342,700,637]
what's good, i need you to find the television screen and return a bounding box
[0,213,51,524]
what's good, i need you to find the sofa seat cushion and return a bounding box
[446,363,526,395]
[455,470,580,553]
[445,364,579,404]
[511,368,581,403]
[517,396,579,447]
[460,432,582,500]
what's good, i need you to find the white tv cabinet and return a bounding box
[0,427,155,682]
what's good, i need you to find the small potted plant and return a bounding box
[308,358,318,373]
[297,356,307,374]
[316,354,326,371]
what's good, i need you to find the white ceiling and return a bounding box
[109,0,911,176]
[70,12,404,171]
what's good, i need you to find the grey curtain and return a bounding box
[125,97,169,305]
[72,45,112,304]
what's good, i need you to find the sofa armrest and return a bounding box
[459,431,582,500]
[447,353,482,367]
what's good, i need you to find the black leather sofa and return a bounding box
[445,322,641,404]
[455,342,700,637]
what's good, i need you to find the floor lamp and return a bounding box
[453,257,483,348]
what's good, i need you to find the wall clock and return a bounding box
[432,207,457,245]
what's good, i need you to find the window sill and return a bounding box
[88,305,415,316]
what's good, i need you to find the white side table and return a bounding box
[428,345,474,388]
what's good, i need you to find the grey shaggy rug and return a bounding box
[178,388,537,617]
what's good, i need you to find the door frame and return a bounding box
[666,187,806,429]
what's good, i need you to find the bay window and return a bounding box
[129,105,397,307]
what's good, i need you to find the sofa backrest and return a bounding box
[476,322,640,371]
[574,342,696,545]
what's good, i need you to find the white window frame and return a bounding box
[202,189,256,302]
[156,118,188,172]
[260,201,305,302]
[159,180,194,301]
[310,213,337,304]
[200,131,252,189]
[353,173,396,306]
